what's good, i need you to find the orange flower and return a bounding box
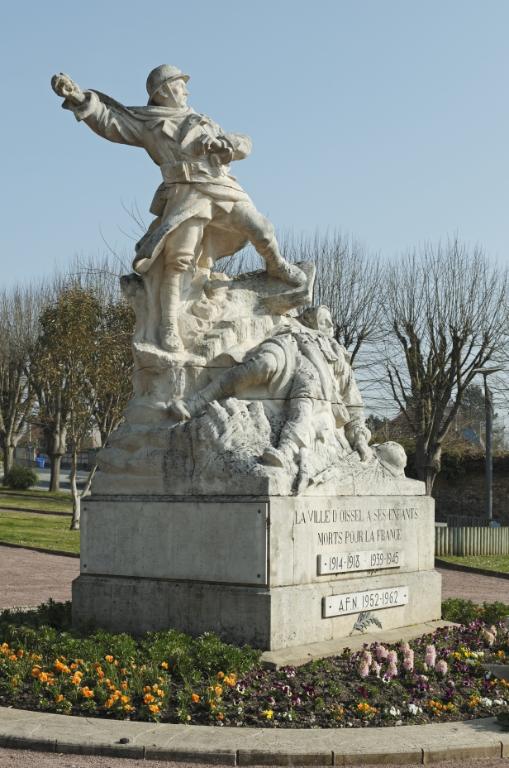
[71,672,83,686]
[214,685,223,697]
[8,654,17,662]
[148,703,160,714]
[105,655,114,663]
[121,695,130,704]
[16,649,24,658]
[216,671,225,680]
[55,694,65,703]
[191,693,200,703]
[31,666,42,678]
[120,680,129,690]
[144,693,155,704]
[39,672,49,684]
[80,687,94,699]
[216,712,224,720]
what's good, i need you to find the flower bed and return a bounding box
[1,601,509,728]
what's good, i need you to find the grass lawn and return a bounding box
[0,509,79,554]
[0,487,71,514]
[438,554,509,573]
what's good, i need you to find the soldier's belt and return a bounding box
[160,160,224,183]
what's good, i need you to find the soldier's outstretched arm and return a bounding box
[51,72,144,148]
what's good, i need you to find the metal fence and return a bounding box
[435,525,509,556]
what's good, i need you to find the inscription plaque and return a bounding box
[323,585,409,617]
[317,549,403,575]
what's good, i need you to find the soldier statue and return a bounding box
[51,65,305,352]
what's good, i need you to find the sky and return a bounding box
[1,0,509,289]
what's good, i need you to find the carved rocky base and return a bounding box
[73,490,441,650]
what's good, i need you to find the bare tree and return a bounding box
[279,232,383,366]
[382,239,508,494]
[0,287,39,475]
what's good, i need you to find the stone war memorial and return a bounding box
[51,65,441,651]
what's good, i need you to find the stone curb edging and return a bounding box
[2,706,509,765]
[0,504,71,517]
[436,558,509,581]
[0,541,78,559]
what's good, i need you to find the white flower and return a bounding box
[480,697,493,707]
[494,699,505,706]
[407,703,422,715]
[388,706,401,716]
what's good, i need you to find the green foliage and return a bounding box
[442,597,509,625]
[3,465,38,490]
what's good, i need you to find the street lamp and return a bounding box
[472,367,503,523]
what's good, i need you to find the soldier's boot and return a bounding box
[261,438,300,471]
[258,236,306,287]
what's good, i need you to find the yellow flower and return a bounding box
[161,661,169,669]
[71,672,83,685]
[214,685,223,697]
[262,709,274,719]
[156,688,164,697]
[0,643,10,654]
[54,660,70,674]
[191,693,200,703]
[121,694,130,704]
[217,671,225,680]
[55,694,65,703]
[80,687,94,698]
[31,666,42,678]
[148,703,160,714]
[105,655,114,663]
[39,672,49,684]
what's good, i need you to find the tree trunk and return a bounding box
[415,439,442,495]
[2,443,15,478]
[49,454,62,492]
[69,449,80,530]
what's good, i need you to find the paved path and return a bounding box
[437,566,509,604]
[0,545,79,609]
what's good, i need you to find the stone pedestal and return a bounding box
[73,490,440,650]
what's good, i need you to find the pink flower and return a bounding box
[375,645,388,661]
[358,660,370,678]
[400,641,411,654]
[403,653,414,672]
[371,661,381,677]
[386,661,398,679]
[362,650,372,666]
[387,650,398,664]
[424,645,436,668]
[435,659,448,676]
[482,629,496,647]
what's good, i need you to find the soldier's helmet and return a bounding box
[146,64,190,105]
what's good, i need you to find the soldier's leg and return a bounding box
[168,350,279,420]
[227,203,305,286]
[160,218,204,352]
